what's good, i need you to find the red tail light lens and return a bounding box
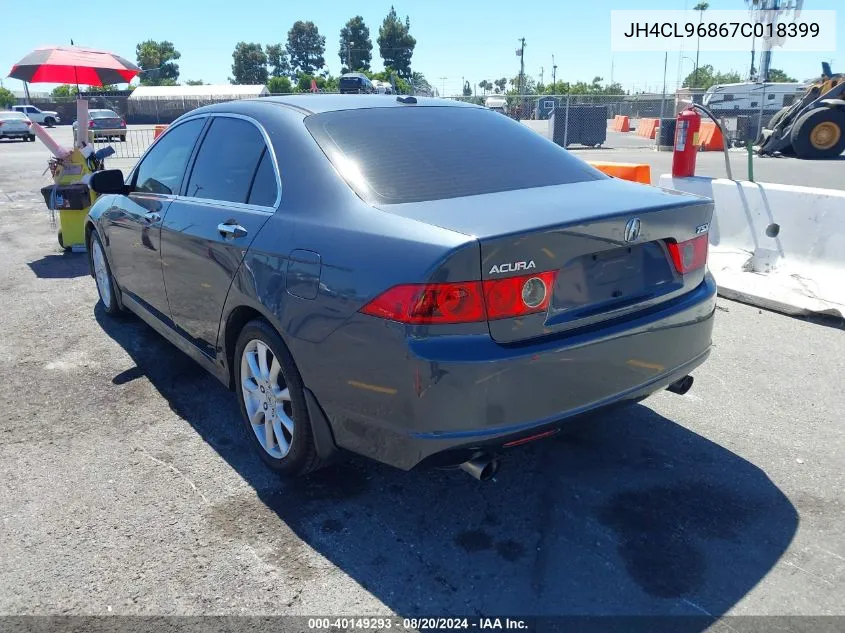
[25,120,32,127]
[360,271,558,325]
[88,120,95,128]
[667,234,708,274]
[360,282,486,324]
[483,271,557,320]
[120,119,126,127]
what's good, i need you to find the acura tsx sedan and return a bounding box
[85,95,716,480]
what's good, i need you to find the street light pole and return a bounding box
[552,54,557,91]
[693,2,709,88]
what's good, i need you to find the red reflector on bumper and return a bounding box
[503,428,560,448]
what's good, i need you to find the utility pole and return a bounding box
[552,54,557,91]
[517,37,526,95]
[347,41,352,72]
[439,76,447,97]
[540,66,544,88]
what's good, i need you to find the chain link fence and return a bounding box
[18,87,792,159]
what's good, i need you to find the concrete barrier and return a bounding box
[588,161,651,184]
[611,115,631,132]
[659,174,845,317]
[635,118,659,139]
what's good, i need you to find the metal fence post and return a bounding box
[563,94,570,148]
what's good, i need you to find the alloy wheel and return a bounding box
[240,339,295,458]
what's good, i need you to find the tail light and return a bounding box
[360,271,558,325]
[667,234,708,274]
[25,120,32,127]
[0,122,4,127]
[88,120,95,128]
[120,119,126,128]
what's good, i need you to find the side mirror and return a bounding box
[90,169,128,195]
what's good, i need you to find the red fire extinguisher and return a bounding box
[672,107,701,178]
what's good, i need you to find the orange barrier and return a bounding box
[587,161,652,185]
[153,124,168,139]
[611,115,631,132]
[696,121,724,151]
[635,118,659,139]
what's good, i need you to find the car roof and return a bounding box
[254,94,479,115]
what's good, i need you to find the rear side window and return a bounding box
[186,117,268,204]
[247,150,279,206]
[305,106,603,204]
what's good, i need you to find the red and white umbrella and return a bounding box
[7,45,140,86]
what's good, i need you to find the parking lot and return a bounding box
[0,127,843,621]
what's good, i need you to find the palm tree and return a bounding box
[693,2,709,88]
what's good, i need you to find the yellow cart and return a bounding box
[41,148,101,252]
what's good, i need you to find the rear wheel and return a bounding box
[234,320,324,477]
[767,106,791,129]
[44,117,55,127]
[790,107,845,159]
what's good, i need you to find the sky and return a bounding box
[1,0,840,96]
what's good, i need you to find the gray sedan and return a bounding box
[85,95,716,480]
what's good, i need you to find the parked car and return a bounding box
[85,95,716,480]
[72,109,126,142]
[12,104,60,127]
[0,111,36,142]
[339,73,375,94]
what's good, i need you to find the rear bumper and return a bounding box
[0,130,32,138]
[311,274,717,470]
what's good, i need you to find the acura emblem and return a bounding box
[624,218,642,243]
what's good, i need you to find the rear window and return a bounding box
[0,112,27,120]
[339,77,363,90]
[90,110,119,119]
[305,106,603,204]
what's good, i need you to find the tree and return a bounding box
[266,76,292,93]
[286,21,326,75]
[339,16,372,73]
[0,86,15,108]
[767,68,797,83]
[478,80,492,95]
[136,40,181,86]
[378,6,416,79]
[51,85,78,98]
[266,44,291,78]
[185,79,205,86]
[493,77,507,94]
[230,42,268,84]
[462,81,472,97]
[682,64,741,89]
[409,71,432,96]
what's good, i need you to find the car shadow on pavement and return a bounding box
[96,307,798,626]
[27,252,89,279]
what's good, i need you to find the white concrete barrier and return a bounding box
[659,174,845,318]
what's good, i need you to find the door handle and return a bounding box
[218,222,248,238]
[144,211,161,223]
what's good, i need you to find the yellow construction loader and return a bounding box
[758,63,845,159]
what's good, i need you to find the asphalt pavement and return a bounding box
[0,127,843,622]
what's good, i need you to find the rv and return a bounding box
[484,95,508,114]
[702,82,807,113]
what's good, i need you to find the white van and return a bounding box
[702,82,806,112]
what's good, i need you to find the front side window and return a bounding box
[185,117,268,204]
[26,106,38,113]
[134,118,205,196]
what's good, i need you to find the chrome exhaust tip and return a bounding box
[666,375,694,395]
[459,455,500,481]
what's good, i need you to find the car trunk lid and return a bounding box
[378,178,713,343]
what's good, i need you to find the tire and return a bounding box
[44,117,55,127]
[767,106,790,129]
[57,231,71,252]
[28,135,36,142]
[790,107,845,159]
[89,231,122,315]
[234,319,324,477]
